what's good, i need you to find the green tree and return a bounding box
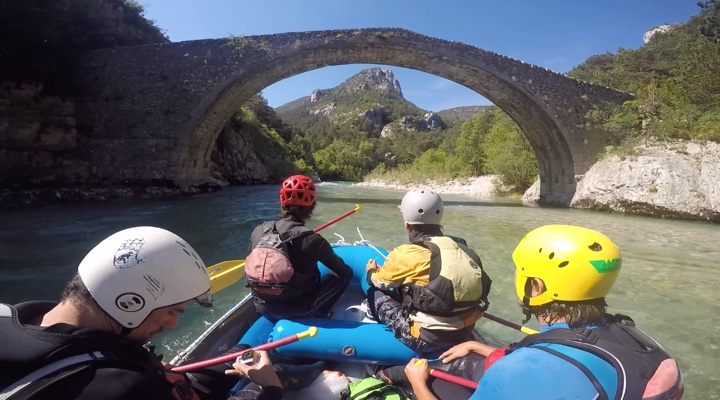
[481,111,538,191]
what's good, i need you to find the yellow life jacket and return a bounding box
[401,236,490,333]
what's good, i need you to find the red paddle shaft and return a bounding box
[313,204,361,232]
[430,368,478,390]
[171,327,318,373]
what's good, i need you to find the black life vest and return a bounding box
[506,314,684,400]
[0,302,198,400]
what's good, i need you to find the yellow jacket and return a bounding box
[369,244,430,289]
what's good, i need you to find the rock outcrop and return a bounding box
[568,140,720,222]
[380,112,446,138]
[210,124,272,186]
[643,24,677,45]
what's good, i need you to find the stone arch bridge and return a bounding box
[75,28,632,205]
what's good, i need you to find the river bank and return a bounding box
[353,175,509,198]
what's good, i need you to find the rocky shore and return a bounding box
[0,182,222,209]
[357,140,720,223]
[354,175,505,198]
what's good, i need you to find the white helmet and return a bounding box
[78,226,212,328]
[400,189,444,225]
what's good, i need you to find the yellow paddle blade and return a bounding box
[207,260,246,294]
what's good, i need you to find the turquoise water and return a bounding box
[0,182,717,398]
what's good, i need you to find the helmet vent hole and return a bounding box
[558,261,569,268]
[418,208,424,214]
[589,243,603,251]
[548,252,555,259]
[538,248,542,253]
[553,293,558,297]
[435,210,440,214]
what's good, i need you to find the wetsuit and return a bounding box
[249,218,353,321]
[0,301,184,400]
[0,301,246,400]
[471,318,683,400]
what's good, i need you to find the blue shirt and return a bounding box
[469,322,618,400]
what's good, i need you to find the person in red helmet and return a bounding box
[246,175,353,321]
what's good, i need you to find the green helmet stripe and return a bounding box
[589,258,621,273]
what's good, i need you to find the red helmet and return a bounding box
[280,175,316,207]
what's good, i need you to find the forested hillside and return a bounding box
[569,0,720,143]
[365,2,720,193]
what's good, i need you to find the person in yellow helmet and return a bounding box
[405,225,685,400]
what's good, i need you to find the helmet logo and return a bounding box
[115,293,145,312]
[589,258,622,273]
[113,238,146,269]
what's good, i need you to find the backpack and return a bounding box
[340,377,411,400]
[245,221,312,296]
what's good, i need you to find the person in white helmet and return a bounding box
[0,226,253,400]
[364,190,492,356]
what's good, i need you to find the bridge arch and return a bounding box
[182,29,578,203]
[75,28,631,205]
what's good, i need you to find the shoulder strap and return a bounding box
[0,351,108,400]
[278,225,314,243]
[508,327,596,353]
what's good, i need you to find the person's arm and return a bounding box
[50,368,177,400]
[438,341,499,363]
[314,236,353,281]
[367,245,430,290]
[404,358,438,400]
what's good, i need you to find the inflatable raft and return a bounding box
[172,242,486,398]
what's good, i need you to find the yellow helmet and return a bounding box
[512,225,621,307]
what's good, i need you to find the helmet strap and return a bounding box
[521,297,533,324]
[119,326,133,337]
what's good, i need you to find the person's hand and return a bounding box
[161,361,175,370]
[225,350,282,388]
[366,259,378,272]
[439,341,478,363]
[404,358,430,386]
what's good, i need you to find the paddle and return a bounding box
[206,204,362,294]
[483,312,539,335]
[414,359,478,390]
[171,327,318,373]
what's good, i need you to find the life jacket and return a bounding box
[340,377,411,400]
[505,314,684,400]
[399,236,491,338]
[245,221,315,299]
[0,302,199,400]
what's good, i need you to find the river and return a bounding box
[0,183,717,399]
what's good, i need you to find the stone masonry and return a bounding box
[73,28,633,205]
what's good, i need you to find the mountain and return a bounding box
[436,105,490,122]
[275,67,447,142]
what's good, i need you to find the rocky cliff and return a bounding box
[276,67,447,138]
[523,140,720,222]
[0,0,288,208]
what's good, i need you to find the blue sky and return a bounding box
[141,0,700,112]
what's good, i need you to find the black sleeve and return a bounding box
[258,385,284,400]
[40,367,175,400]
[312,235,353,280]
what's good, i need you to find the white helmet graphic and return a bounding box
[400,189,444,225]
[78,226,212,328]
